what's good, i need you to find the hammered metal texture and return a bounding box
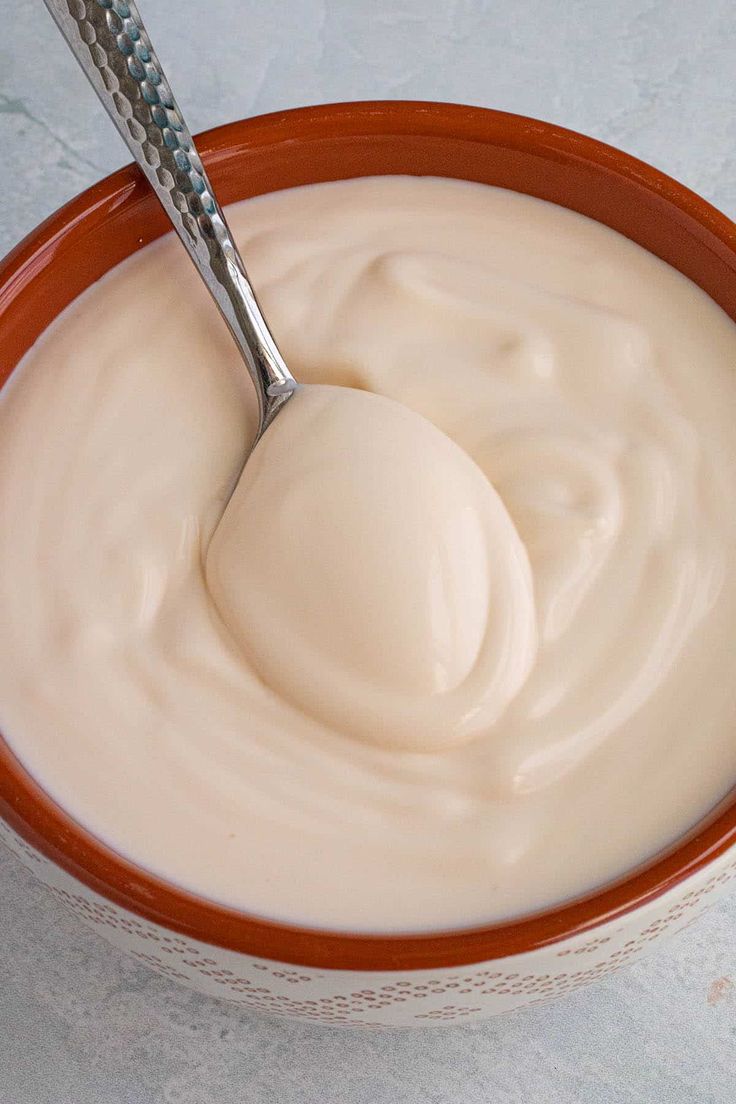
[44,0,295,429]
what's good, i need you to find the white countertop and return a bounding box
[1,1,734,1100]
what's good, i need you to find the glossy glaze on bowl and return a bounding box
[1,102,735,1025]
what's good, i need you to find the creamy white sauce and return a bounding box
[1,176,735,932]
[208,384,537,752]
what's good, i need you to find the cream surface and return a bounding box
[1,176,736,932]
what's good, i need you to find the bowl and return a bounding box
[1,101,735,1028]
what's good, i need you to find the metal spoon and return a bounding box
[44,0,298,446]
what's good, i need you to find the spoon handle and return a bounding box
[43,0,296,433]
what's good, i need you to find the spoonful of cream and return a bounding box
[45,0,538,749]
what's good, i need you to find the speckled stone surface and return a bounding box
[1,0,735,1100]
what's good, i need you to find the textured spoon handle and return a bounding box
[43,0,296,432]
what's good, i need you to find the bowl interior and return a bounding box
[1,101,735,970]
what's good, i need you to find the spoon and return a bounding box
[44,0,298,448]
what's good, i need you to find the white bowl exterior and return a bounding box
[2,817,735,1027]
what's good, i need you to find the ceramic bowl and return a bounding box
[1,102,735,1028]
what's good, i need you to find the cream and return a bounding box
[207,384,537,752]
[1,175,736,932]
